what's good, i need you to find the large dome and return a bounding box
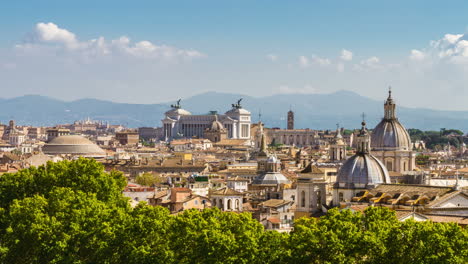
[336,154,391,188]
[371,90,411,151]
[42,135,106,157]
[371,119,411,151]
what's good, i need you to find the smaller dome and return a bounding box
[210,116,225,131]
[336,154,390,188]
[267,155,279,163]
[252,172,291,186]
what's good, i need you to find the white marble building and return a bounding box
[162,99,251,141]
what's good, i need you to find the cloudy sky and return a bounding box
[1,1,468,110]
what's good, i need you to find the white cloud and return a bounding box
[337,63,344,72]
[299,56,309,68]
[35,22,79,49]
[352,56,381,71]
[311,55,331,66]
[266,54,278,62]
[15,22,205,62]
[409,49,425,61]
[340,49,353,61]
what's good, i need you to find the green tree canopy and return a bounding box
[0,159,466,263]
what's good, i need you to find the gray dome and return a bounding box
[42,135,106,157]
[336,153,390,188]
[252,172,291,186]
[371,119,411,151]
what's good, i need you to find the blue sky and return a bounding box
[1,1,468,110]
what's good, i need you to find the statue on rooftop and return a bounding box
[232,98,243,109]
[171,99,182,109]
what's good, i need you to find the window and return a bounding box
[339,192,344,202]
[241,124,249,138]
[301,191,306,207]
[227,199,232,210]
[194,200,198,205]
[385,160,393,171]
[317,190,322,207]
[235,199,240,210]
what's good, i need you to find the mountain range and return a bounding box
[1,91,467,131]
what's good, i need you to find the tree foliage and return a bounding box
[135,172,162,187]
[408,128,465,149]
[0,159,466,263]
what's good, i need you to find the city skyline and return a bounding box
[2,1,468,110]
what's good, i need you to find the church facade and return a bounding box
[162,99,251,141]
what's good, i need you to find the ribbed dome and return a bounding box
[336,153,390,188]
[252,172,291,186]
[371,119,411,150]
[42,135,106,157]
[210,117,225,131]
[370,89,411,151]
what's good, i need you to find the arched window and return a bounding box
[301,191,306,207]
[339,192,344,202]
[403,161,407,171]
[227,199,232,210]
[235,199,240,210]
[219,199,223,208]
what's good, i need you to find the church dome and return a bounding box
[336,154,390,188]
[371,89,411,151]
[371,119,411,150]
[252,171,291,186]
[42,135,106,157]
[210,116,225,131]
[336,120,390,188]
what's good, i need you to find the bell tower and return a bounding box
[287,108,294,130]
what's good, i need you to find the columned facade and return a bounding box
[162,99,251,141]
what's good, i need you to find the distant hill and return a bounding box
[1,91,468,132]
